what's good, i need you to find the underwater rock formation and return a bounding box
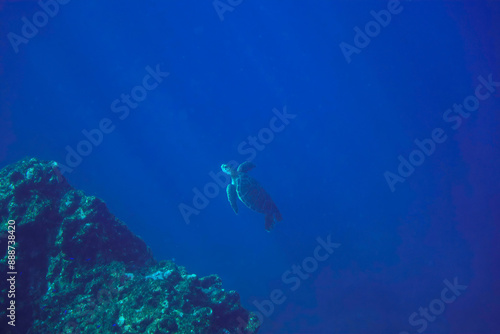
[0,158,259,334]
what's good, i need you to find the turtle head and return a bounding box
[221,163,236,177]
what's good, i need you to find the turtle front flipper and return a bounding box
[226,184,239,214]
[237,161,256,173]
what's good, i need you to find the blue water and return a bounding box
[1,1,499,333]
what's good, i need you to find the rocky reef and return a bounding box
[0,158,259,334]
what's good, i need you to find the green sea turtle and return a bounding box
[221,161,282,231]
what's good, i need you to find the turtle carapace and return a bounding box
[221,161,282,231]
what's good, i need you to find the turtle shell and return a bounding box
[235,173,278,214]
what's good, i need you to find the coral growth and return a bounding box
[0,158,259,333]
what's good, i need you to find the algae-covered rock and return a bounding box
[0,158,259,334]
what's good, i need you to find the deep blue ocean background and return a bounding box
[1,1,500,333]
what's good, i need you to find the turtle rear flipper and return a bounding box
[265,214,275,231]
[274,209,282,222]
[226,184,239,214]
